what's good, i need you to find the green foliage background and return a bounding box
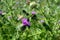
[0,0,60,40]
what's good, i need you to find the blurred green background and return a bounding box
[0,0,60,40]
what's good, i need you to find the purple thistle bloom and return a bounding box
[0,10,2,15]
[22,18,30,26]
[32,11,36,15]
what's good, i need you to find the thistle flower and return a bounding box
[21,18,30,31]
[31,11,37,20]
[32,11,36,15]
[0,10,2,15]
[22,18,30,26]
